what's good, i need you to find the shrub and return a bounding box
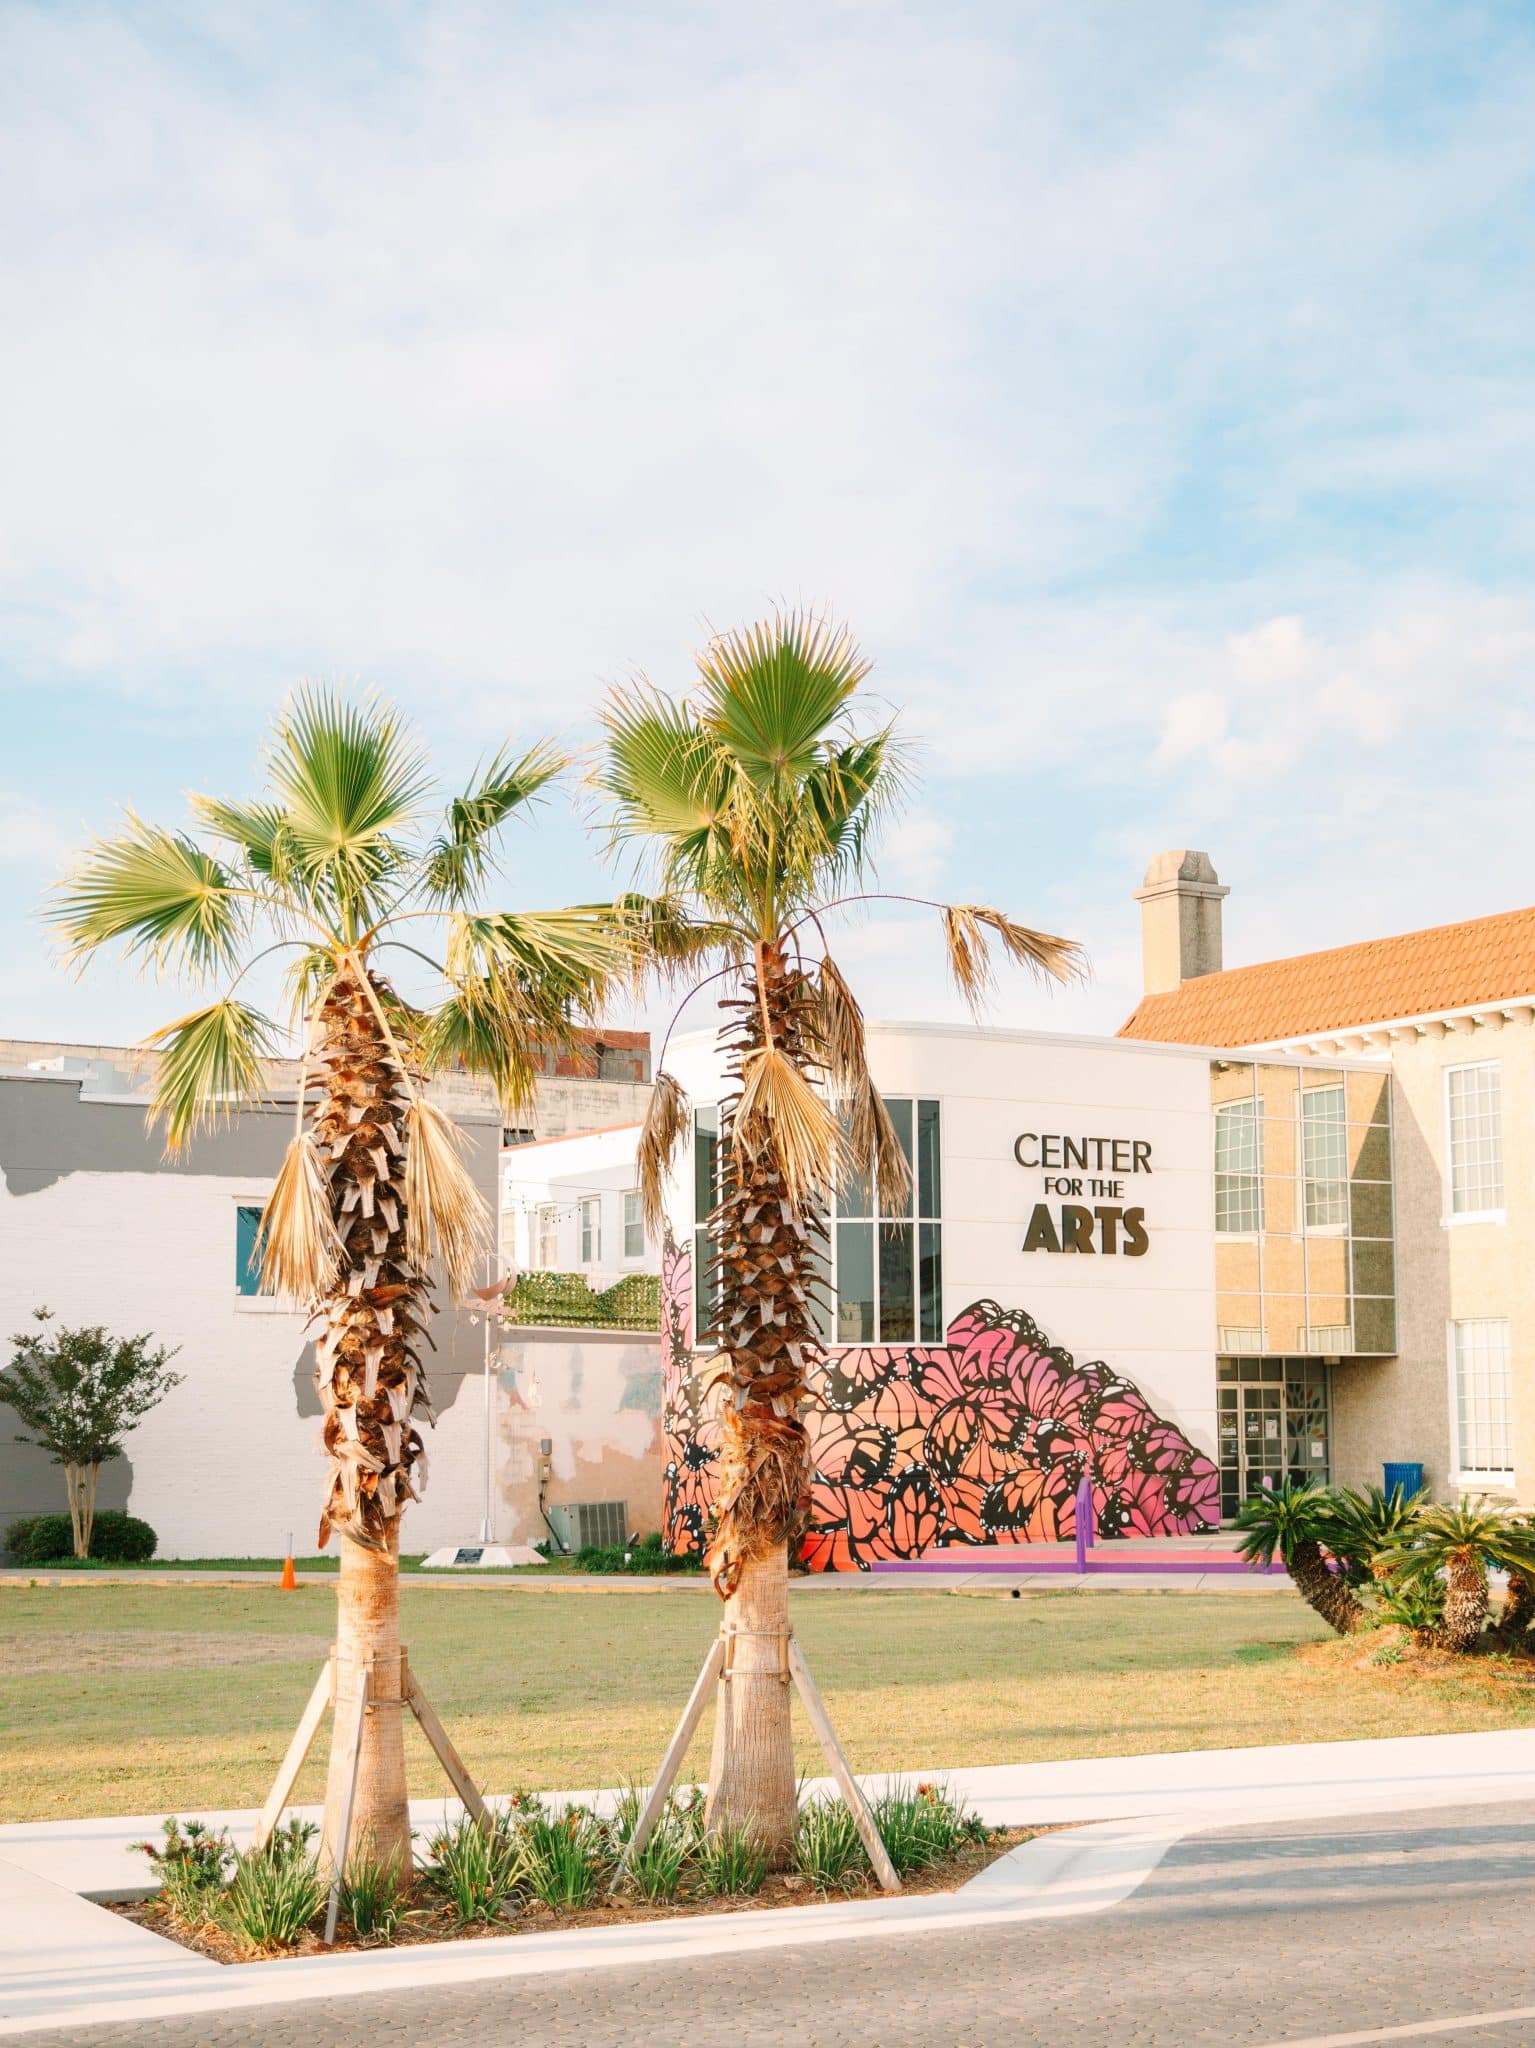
[132,1818,235,1924]
[218,1837,326,1952]
[522,1807,605,1909]
[340,1840,406,1942]
[420,1812,523,1925]
[698,1820,767,1897]
[6,1509,157,1564]
[504,1270,660,1332]
[794,1796,866,1890]
[1330,1482,1427,1586]
[593,1273,661,1331]
[872,1780,989,1875]
[627,1816,689,1902]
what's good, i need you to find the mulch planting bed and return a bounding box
[111,1826,1038,1963]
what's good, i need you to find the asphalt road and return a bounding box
[28,1801,1535,2048]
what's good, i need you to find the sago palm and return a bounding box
[1375,1498,1535,1655]
[55,687,630,1874]
[1235,1480,1366,1635]
[595,610,1082,1858]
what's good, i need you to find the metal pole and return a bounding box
[480,1254,495,1544]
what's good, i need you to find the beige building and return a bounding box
[1122,858,1535,1507]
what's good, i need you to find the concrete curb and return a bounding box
[2,1730,1532,2037]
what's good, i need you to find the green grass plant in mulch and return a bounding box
[121,1779,1009,1960]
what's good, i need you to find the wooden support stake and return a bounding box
[250,1657,331,1856]
[322,1666,371,1945]
[406,1679,490,1830]
[788,1640,901,1894]
[611,1634,725,1891]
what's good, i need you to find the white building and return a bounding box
[501,1124,655,1288]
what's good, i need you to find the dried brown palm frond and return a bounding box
[943,903,1084,1012]
[813,954,866,1097]
[638,1068,691,1237]
[733,1043,841,1210]
[816,955,911,1213]
[258,1131,343,1304]
[403,1097,489,1299]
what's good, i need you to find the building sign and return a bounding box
[1013,1131,1152,1257]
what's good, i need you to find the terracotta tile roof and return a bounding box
[1117,903,1535,1047]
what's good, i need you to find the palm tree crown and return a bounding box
[57,688,630,1290]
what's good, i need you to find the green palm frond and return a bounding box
[415,978,543,1113]
[694,612,870,787]
[187,796,301,887]
[1375,1498,1535,1587]
[54,814,246,977]
[596,686,737,884]
[798,731,908,883]
[1234,1478,1346,1568]
[445,907,632,1007]
[611,891,744,985]
[422,740,565,906]
[142,998,280,1152]
[266,686,431,923]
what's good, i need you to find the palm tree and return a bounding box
[55,688,629,1874]
[595,611,1082,1859]
[1328,1480,1427,1587]
[1235,1480,1366,1635]
[1375,1498,1535,1655]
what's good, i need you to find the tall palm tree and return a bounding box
[55,688,629,1873]
[595,611,1082,1859]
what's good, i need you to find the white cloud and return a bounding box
[0,798,72,869]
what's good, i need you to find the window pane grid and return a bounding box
[1453,1318,1512,1474]
[1302,1084,1348,1228]
[1215,1099,1262,1232]
[1448,1064,1503,1213]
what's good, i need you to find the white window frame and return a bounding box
[534,1202,558,1269]
[622,1189,645,1262]
[1443,1059,1505,1226]
[578,1195,601,1266]
[1447,1317,1515,1489]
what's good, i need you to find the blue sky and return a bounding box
[5,1,1535,1049]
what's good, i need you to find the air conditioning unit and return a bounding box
[547,1500,630,1553]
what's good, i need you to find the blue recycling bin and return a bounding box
[1383,1461,1424,1500]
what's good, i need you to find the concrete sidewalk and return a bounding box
[2,1728,1532,2038]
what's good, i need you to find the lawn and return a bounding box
[4,1581,1532,1823]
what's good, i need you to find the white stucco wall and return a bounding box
[0,1072,500,1557]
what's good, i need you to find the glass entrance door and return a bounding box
[1217,1358,1331,1521]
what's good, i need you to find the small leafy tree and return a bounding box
[1,1310,182,1557]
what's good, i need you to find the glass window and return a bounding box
[235,1204,267,1296]
[1447,1064,1503,1214]
[1301,1083,1348,1228]
[623,1190,644,1260]
[1215,1099,1262,1232]
[579,1196,601,1265]
[535,1203,557,1267]
[835,1221,875,1341]
[917,1098,942,1218]
[1452,1318,1513,1476]
[878,1223,915,1342]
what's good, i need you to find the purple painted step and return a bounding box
[871,1550,1289,1576]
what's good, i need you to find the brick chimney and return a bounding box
[1134,850,1228,996]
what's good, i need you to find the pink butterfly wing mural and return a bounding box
[660,1251,1218,1571]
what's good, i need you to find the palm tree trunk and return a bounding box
[1498,1568,1535,1643]
[1435,1552,1488,1655]
[1289,1539,1368,1635]
[311,969,432,1876]
[703,949,822,1863]
[321,1523,411,1875]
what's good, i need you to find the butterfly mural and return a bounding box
[660,1242,1219,1571]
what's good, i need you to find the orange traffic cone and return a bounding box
[280,1541,297,1591]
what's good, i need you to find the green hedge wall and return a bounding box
[504,1270,660,1332]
